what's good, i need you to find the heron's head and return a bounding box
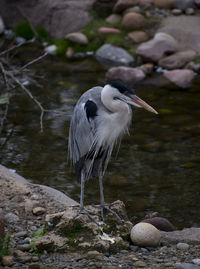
[108,80,158,114]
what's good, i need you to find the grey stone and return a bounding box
[14,231,28,238]
[105,14,121,24]
[176,263,200,269]
[176,242,190,250]
[95,44,134,66]
[193,259,200,266]
[173,0,194,10]
[171,9,182,15]
[5,212,19,224]
[113,0,139,13]
[44,45,57,56]
[185,7,195,14]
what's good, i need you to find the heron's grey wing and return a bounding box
[68,87,103,176]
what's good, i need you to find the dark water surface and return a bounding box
[1,57,200,229]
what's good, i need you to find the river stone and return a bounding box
[106,66,145,84]
[176,263,200,269]
[154,0,173,9]
[44,45,57,55]
[130,222,161,247]
[128,31,148,43]
[32,207,46,216]
[195,0,200,7]
[141,217,175,232]
[65,32,88,45]
[95,44,135,66]
[113,0,139,13]
[192,259,200,266]
[163,69,196,88]
[5,212,19,224]
[172,9,183,15]
[185,7,195,14]
[1,256,14,266]
[136,32,178,62]
[158,50,197,69]
[173,0,194,10]
[98,27,121,35]
[176,242,190,250]
[122,12,146,29]
[105,14,121,24]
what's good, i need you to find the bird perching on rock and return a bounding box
[69,80,158,222]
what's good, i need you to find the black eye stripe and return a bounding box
[108,80,136,95]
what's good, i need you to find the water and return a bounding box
[1,56,200,229]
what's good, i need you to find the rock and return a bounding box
[161,227,200,245]
[163,69,196,88]
[5,212,19,224]
[186,61,200,73]
[141,217,175,232]
[173,0,194,10]
[113,0,139,13]
[176,263,200,269]
[65,47,74,58]
[105,14,121,24]
[185,7,195,14]
[154,0,173,9]
[0,0,95,38]
[28,263,40,269]
[32,207,46,216]
[14,249,32,263]
[193,259,200,266]
[172,9,183,15]
[0,16,5,34]
[1,256,14,266]
[195,0,200,7]
[176,242,190,250]
[139,0,154,7]
[123,6,141,14]
[134,260,147,267]
[130,222,161,247]
[18,243,31,251]
[158,16,200,55]
[106,66,145,84]
[158,50,197,69]
[87,250,104,258]
[44,45,57,56]
[122,12,146,29]
[65,32,88,45]
[95,44,135,66]
[136,32,178,62]
[98,27,121,35]
[35,233,68,252]
[128,31,148,43]
[14,231,27,238]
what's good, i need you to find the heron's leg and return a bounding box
[80,170,85,210]
[99,174,105,221]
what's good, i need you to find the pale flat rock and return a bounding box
[161,227,200,245]
[122,12,146,29]
[105,14,121,24]
[98,27,121,35]
[128,31,148,43]
[65,32,88,45]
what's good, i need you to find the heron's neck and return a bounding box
[101,85,128,113]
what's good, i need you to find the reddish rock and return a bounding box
[113,0,139,13]
[159,50,197,69]
[122,12,146,29]
[154,0,173,9]
[98,27,121,35]
[128,31,148,43]
[141,217,176,232]
[164,69,196,88]
[106,66,145,85]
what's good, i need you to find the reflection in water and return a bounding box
[0,58,200,229]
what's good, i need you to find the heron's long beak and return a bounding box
[129,95,158,114]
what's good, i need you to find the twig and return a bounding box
[20,52,48,72]
[0,40,34,57]
[0,62,10,91]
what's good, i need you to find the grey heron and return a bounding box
[69,80,158,221]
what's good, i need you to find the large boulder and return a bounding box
[159,50,197,69]
[0,0,94,38]
[136,32,178,62]
[154,0,173,9]
[173,0,195,10]
[163,69,196,88]
[157,15,200,55]
[95,44,135,66]
[106,66,145,84]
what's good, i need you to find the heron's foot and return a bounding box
[93,203,123,223]
[74,206,101,227]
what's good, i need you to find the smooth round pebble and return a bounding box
[176,242,190,250]
[130,222,161,247]
[192,259,200,265]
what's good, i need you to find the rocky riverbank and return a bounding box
[0,164,200,269]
